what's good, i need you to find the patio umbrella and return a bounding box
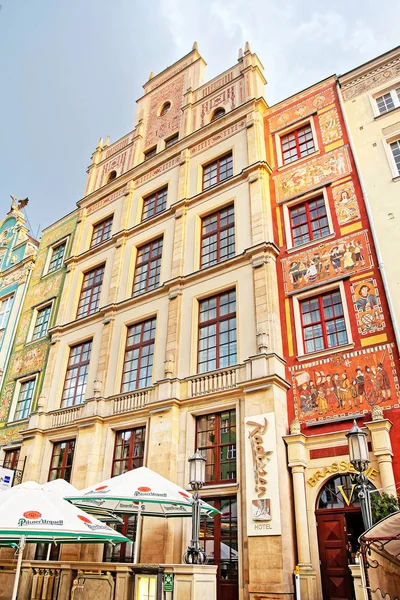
[65,466,219,562]
[0,481,130,600]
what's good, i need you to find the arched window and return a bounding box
[211,108,226,122]
[317,474,375,510]
[159,102,171,117]
[107,170,117,183]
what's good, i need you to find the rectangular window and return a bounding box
[112,427,146,476]
[165,133,179,148]
[48,440,75,482]
[47,242,66,273]
[0,295,14,330]
[196,410,236,484]
[103,515,137,563]
[61,341,92,407]
[281,124,315,165]
[198,290,236,373]
[142,187,168,221]
[90,216,113,247]
[300,290,348,354]
[32,304,52,340]
[376,87,400,114]
[201,205,235,268]
[121,319,156,392]
[203,153,233,190]
[289,196,330,247]
[390,140,400,176]
[3,448,20,470]
[200,497,238,588]
[76,265,105,317]
[133,238,163,296]
[144,146,157,160]
[14,379,35,421]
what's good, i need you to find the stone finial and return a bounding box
[192,41,198,51]
[96,137,103,152]
[148,71,155,80]
[290,417,301,435]
[238,48,244,61]
[371,405,384,421]
[244,41,251,55]
[256,329,269,353]
[104,135,110,148]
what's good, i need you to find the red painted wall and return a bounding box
[264,78,400,484]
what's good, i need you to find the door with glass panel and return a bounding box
[200,496,238,600]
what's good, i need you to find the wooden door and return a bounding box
[316,512,354,600]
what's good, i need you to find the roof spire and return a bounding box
[192,41,198,51]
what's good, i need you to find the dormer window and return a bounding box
[107,170,117,183]
[160,102,171,117]
[211,108,225,122]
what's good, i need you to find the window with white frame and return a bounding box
[289,195,330,247]
[280,124,316,165]
[390,139,400,176]
[46,241,67,274]
[31,303,52,340]
[299,289,348,355]
[14,379,36,421]
[0,295,14,330]
[375,86,400,115]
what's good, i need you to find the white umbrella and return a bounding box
[65,466,219,562]
[0,481,130,600]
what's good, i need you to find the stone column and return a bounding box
[365,416,396,494]
[284,430,318,600]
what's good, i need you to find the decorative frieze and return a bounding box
[341,57,400,101]
[86,185,129,215]
[268,88,335,133]
[190,119,246,156]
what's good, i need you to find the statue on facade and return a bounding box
[10,195,29,212]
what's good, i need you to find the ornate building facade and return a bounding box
[0,200,38,391]
[0,209,78,479]
[265,75,400,600]
[338,46,400,346]
[15,45,297,600]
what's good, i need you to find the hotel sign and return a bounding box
[245,412,281,536]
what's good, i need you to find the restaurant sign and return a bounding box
[245,412,281,536]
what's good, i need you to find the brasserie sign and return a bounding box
[245,412,281,536]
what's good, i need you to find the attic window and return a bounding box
[211,108,226,122]
[108,171,117,183]
[160,102,171,117]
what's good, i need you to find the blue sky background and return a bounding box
[1,0,399,239]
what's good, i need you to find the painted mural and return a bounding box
[318,108,343,145]
[282,230,372,294]
[268,88,335,133]
[351,277,385,336]
[275,146,352,203]
[332,181,361,226]
[290,343,399,423]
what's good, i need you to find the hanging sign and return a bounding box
[0,467,14,491]
[245,412,281,536]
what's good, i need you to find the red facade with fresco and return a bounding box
[264,77,400,480]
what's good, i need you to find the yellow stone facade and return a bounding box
[15,45,296,599]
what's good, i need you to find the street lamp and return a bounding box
[346,420,373,530]
[184,449,207,564]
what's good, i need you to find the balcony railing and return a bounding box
[49,405,82,428]
[112,389,149,415]
[188,367,238,397]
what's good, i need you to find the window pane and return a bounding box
[121,319,156,392]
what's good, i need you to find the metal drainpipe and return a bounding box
[336,79,400,354]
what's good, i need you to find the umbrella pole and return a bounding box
[11,536,26,600]
[46,544,51,561]
[133,505,143,564]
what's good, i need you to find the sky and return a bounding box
[0,0,399,239]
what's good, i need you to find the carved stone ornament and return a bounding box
[164,354,175,378]
[93,379,102,398]
[256,329,269,353]
[371,404,384,421]
[290,417,301,435]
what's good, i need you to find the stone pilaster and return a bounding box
[365,418,396,494]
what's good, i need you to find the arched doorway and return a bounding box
[315,474,375,600]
